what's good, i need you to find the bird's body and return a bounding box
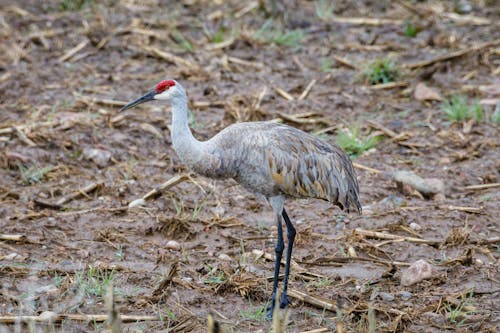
[188,121,360,212]
[120,80,361,318]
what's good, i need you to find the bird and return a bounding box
[119,79,361,319]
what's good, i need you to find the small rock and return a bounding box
[439,157,451,165]
[432,192,446,202]
[39,311,57,321]
[390,170,444,198]
[218,253,232,262]
[165,240,181,251]
[424,178,445,195]
[409,222,422,231]
[128,198,146,208]
[379,292,395,302]
[414,82,442,101]
[83,148,112,167]
[401,259,434,286]
[400,291,412,300]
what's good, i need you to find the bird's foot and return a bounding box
[266,299,276,320]
[279,292,290,309]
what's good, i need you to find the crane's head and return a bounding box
[120,79,185,112]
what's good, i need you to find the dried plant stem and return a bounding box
[0,314,158,324]
[354,228,441,245]
[56,181,104,206]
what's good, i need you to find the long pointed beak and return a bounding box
[119,90,156,112]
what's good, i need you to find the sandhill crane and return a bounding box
[120,80,361,318]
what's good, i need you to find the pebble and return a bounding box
[83,148,112,167]
[39,311,57,321]
[401,259,434,286]
[218,253,232,262]
[409,222,422,231]
[165,240,181,251]
[128,198,146,208]
[400,291,412,300]
[379,292,395,302]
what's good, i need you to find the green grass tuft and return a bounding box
[171,31,193,52]
[75,266,116,297]
[336,126,380,158]
[320,57,334,72]
[403,20,419,37]
[58,0,93,11]
[360,58,399,85]
[19,164,54,185]
[254,20,304,47]
[443,291,475,327]
[239,303,267,322]
[441,95,483,122]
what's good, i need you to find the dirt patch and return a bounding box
[1,1,499,332]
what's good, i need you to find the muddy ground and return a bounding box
[0,1,499,332]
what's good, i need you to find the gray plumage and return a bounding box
[196,122,361,214]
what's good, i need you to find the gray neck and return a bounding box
[170,95,205,167]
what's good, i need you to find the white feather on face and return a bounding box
[154,86,176,100]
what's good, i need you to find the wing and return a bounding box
[209,122,361,214]
[264,124,361,213]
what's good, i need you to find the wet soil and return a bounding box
[1,1,499,332]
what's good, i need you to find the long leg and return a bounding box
[267,213,284,319]
[280,208,296,308]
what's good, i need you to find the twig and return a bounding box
[191,100,226,108]
[298,79,317,100]
[56,181,104,206]
[369,81,408,90]
[58,40,88,62]
[14,126,36,147]
[472,237,500,245]
[128,174,190,207]
[252,249,308,275]
[277,112,331,126]
[142,174,190,201]
[439,205,483,214]
[298,328,329,333]
[234,1,259,18]
[0,314,159,324]
[461,183,500,191]
[288,289,336,311]
[0,234,28,242]
[332,54,358,69]
[145,46,201,70]
[254,86,268,109]
[274,87,294,101]
[352,162,382,174]
[205,38,235,50]
[74,92,127,107]
[440,12,492,25]
[227,56,264,69]
[403,38,500,69]
[330,17,402,26]
[354,228,441,245]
